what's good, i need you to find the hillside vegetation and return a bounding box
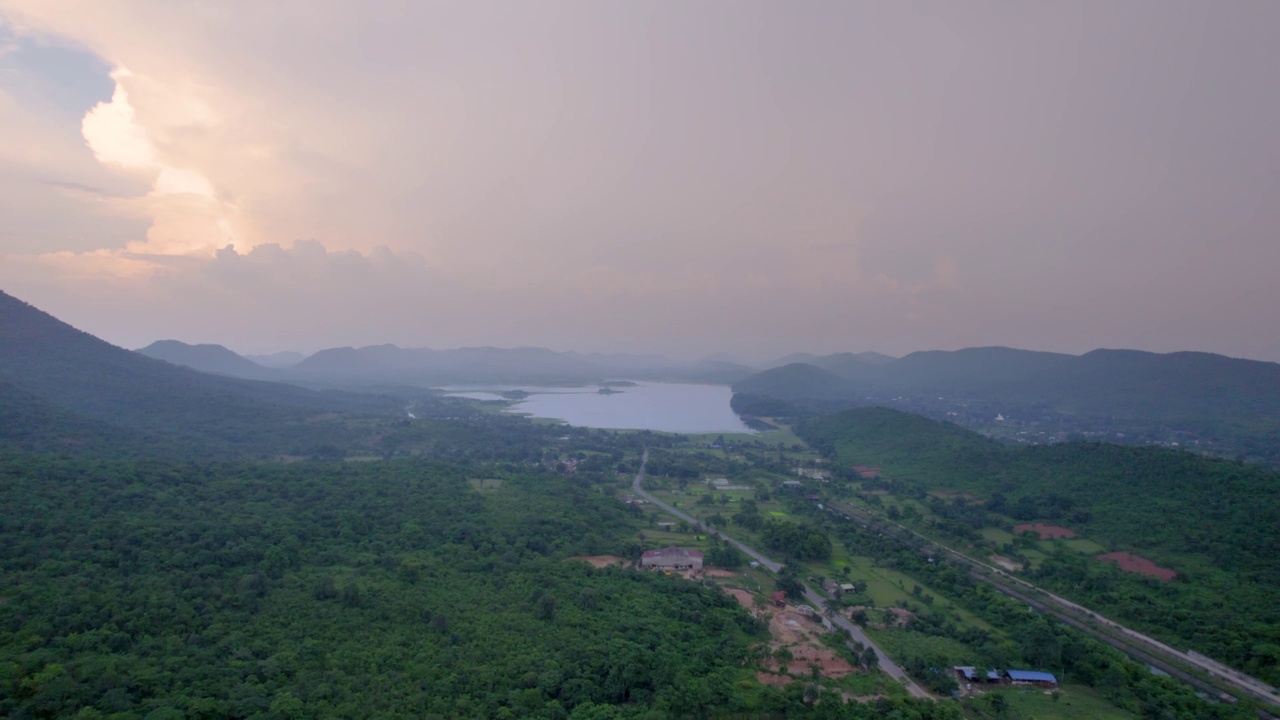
[736,347,1280,463]
[801,407,1280,683]
[0,453,769,718]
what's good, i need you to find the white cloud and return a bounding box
[1,1,1277,361]
[80,72,155,169]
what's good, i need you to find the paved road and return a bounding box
[827,499,1280,713]
[631,450,931,699]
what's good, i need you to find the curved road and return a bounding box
[631,450,931,699]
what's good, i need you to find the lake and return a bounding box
[445,381,754,434]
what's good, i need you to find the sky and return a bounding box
[1,1,1277,363]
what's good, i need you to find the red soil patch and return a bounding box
[725,588,860,682]
[725,587,756,610]
[567,555,628,568]
[1014,523,1077,539]
[764,609,856,679]
[1097,552,1177,581]
[756,671,793,687]
[704,569,738,578]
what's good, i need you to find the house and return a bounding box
[772,591,787,607]
[1003,670,1058,687]
[640,547,704,571]
[781,480,803,492]
[954,666,1002,684]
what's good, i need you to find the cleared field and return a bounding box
[1014,522,1077,539]
[1097,551,1177,581]
[467,478,504,493]
[980,527,1015,545]
[863,627,972,666]
[982,684,1137,720]
[1061,537,1107,554]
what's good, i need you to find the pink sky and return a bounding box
[1,1,1277,361]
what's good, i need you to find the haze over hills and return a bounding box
[136,339,763,387]
[0,291,408,456]
[766,351,897,370]
[243,350,306,368]
[734,346,1280,463]
[137,339,280,380]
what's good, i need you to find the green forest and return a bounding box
[0,449,969,719]
[800,407,1280,685]
[2,292,1277,718]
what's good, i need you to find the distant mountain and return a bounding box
[137,339,277,380]
[766,351,896,372]
[0,290,401,455]
[733,346,1280,463]
[698,352,755,367]
[283,344,759,386]
[245,351,306,368]
[562,351,677,372]
[289,344,605,385]
[850,351,896,366]
[734,363,855,399]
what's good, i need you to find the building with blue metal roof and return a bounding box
[1004,669,1058,686]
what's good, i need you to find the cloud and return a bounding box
[80,71,155,169]
[1,1,1278,362]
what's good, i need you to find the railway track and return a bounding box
[824,499,1279,717]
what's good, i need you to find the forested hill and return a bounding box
[734,346,1280,463]
[0,452,771,718]
[801,407,1280,681]
[801,407,1279,581]
[0,290,404,455]
[136,339,278,380]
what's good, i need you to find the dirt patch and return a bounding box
[1014,523,1077,539]
[567,555,628,568]
[1097,551,1176,581]
[726,588,861,682]
[765,609,856,679]
[725,587,757,610]
[704,569,738,578]
[756,671,793,687]
[989,554,1023,572]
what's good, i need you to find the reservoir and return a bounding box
[446,381,754,434]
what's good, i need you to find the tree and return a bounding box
[861,646,879,670]
[776,565,804,599]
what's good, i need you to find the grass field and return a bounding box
[863,627,973,667]
[966,684,1138,720]
[980,527,1015,545]
[1060,537,1108,554]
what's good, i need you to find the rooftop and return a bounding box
[1006,670,1057,683]
[641,547,704,559]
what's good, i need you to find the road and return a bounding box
[631,450,931,699]
[825,498,1280,714]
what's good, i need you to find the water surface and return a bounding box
[445,382,753,434]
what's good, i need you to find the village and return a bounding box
[582,437,1162,718]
